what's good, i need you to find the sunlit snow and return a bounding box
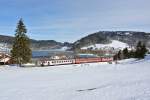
[0,55,150,100]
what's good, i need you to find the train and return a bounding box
[40,56,113,66]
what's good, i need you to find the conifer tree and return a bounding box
[123,48,129,59]
[128,50,135,58]
[135,41,142,58]
[141,43,148,58]
[117,50,122,60]
[11,19,31,66]
[135,41,147,59]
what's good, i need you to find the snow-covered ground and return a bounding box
[81,40,129,50]
[0,56,150,100]
[60,46,70,51]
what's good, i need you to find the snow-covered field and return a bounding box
[0,56,150,100]
[81,40,129,50]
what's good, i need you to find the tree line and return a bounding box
[114,41,148,60]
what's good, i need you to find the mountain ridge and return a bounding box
[1,31,150,50]
[0,34,72,50]
[72,31,150,50]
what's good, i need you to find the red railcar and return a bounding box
[75,57,113,64]
[75,58,101,64]
[101,57,113,62]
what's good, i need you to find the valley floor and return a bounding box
[0,55,150,100]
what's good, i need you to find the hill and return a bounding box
[72,31,150,50]
[0,35,72,50]
[0,35,14,44]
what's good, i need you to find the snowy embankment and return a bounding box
[0,56,150,100]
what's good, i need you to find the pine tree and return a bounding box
[128,50,135,58]
[135,41,142,58]
[117,50,122,60]
[135,41,147,59]
[141,43,148,58]
[11,19,31,66]
[123,48,129,59]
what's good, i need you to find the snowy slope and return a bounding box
[60,46,70,51]
[81,40,129,50]
[0,55,150,100]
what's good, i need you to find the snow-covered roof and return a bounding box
[0,57,10,62]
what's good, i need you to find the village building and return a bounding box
[0,43,12,65]
[0,53,12,65]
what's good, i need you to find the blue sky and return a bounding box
[0,0,150,42]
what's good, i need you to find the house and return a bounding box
[0,53,12,65]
